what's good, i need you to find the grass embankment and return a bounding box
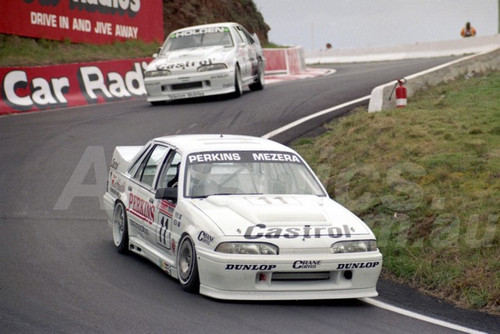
[0,34,160,67]
[293,71,500,315]
[0,34,282,67]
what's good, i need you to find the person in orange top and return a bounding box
[461,22,476,37]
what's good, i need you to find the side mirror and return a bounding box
[153,47,161,58]
[155,187,178,202]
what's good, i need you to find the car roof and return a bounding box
[171,22,239,34]
[152,134,294,156]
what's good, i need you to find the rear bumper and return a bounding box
[102,192,115,226]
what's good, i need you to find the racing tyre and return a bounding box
[249,59,265,91]
[112,202,129,254]
[232,66,243,98]
[177,235,200,293]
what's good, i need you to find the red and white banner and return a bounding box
[0,0,163,44]
[0,58,152,115]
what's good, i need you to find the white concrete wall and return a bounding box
[368,47,500,112]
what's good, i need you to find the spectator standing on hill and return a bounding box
[461,22,476,37]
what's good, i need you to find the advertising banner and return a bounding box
[0,0,164,44]
[0,58,153,115]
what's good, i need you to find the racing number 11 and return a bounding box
[157,214,171,249]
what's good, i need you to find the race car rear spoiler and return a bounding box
[110,146,143,172]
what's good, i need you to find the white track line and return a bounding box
[262,95,370,139]
[262,99,487,334]
[362,298,487,334]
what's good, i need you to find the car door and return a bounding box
[152,149,182,258]
[127,144,169,245]
[232,26,252,79]
[237,25,259,80]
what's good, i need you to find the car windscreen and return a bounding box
[162,27,233,52]
[184,151,326,198]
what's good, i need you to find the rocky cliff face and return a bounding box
[163,0,270,44]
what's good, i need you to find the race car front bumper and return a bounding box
[144,68,235,102]
[196,247,382,301]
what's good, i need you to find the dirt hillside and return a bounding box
[163,0,270,44]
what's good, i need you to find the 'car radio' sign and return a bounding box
[0,58,152,115]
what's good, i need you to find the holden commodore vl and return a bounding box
[144,22,265,104]
[103,134,382,300]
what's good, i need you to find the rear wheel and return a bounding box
[112,202,129,254]
[249,59,265,91]
[177,235,200,293]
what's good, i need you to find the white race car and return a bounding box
[144,22,265,104]
[103,135,382,300]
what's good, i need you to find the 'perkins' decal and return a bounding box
[188,152,241,163]
[128,193,154,223]
[244,224,352,240]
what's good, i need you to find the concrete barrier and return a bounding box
[263,49,288,74]
[368,47,500,112]
[263,47,306,75]
[306,35,500,64]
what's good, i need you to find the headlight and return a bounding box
[197,63,227,72]
[330,240,377,254]
[215,242,278,255]
[145,70,171,78]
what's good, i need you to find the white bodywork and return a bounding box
[103,135,382,300]
[144,22,265,103]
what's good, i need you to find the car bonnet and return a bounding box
[189,195,372,239]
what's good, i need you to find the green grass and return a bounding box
[0,34,160,67]
[262,41,290,48]
[293,71,500,315]
[0,33,285,67]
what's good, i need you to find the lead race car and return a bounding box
[103,135,382,300]
[143,22,265,104]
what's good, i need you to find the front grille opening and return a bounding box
[272,272,330,282]
[172,82,203,90]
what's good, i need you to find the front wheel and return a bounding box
[177,235,200,293]
[112,202,129,254]
[231,66,243,98]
